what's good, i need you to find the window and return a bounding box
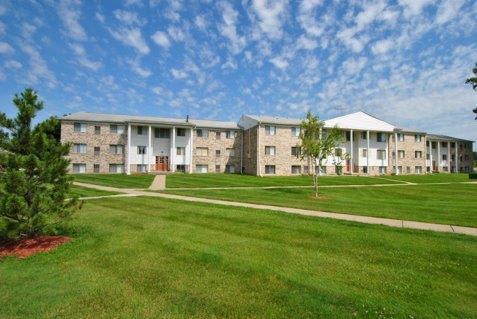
[94,146,100,156]
[215,131,221,139]
[406,166,411,174]
[215,149,221,157]
[226,148,235,156]
[415,151,422,158]
[291,165,301,174]
[137,146,147,155]
[396,133,404,142]
[415,166,422,174]
[362,149,367,157]
[109,145,123,155]
[176,147,185,156]
[176,165,186,172]
[196,129,208,138]
[110,124,124,134]
[74,122,87,133]
[72,163,86,173]
[196,147,208,156]
[215,165,221,173]
[303,166,309,174]
[265,125,276,135]
[137,126,144,135]
[441,142,447,148]
[265,146,276,155]
[291,127,300,137]
[361,131,367,140]
[265,165,276,174]
[93,164,100,173]
[137,164,147,173]
[73,143,87,154]
[196,164,208,173]
[396,166,403,174]
[398,150,405,159]
[363,166,368,174]
[442,154,447,160]
[451,154,455,160]
[431,142,436,149]
[109,164,124,173]
[345,131,351,141]
[426,153,430,160]
[335,148,342,157]
[316,166,326,174]
[451,142,456,148]
[415,134,422,142]
[225,165,235,173]
[291,146,301,156]
[379,166,387,174]
[377,149,386,160]
[225,130,235,139]
[377,132,386,142]
[176,128,186,137]
[155,128,170,138]
[94,126,101,134]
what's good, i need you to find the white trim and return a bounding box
[350,129,353,174]
[257,125,261,176]
[189,128,193,173]
[127,123,131,175]
[394,132,399,175]
[170,126,176,172]
[148,125,152,172]
[366,130,370,174]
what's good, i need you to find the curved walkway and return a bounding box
[74,182,477,237]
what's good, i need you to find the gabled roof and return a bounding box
[324,111,395,132]
[427,134,474,142]
[190,119,238,129]
[242,114,301,126]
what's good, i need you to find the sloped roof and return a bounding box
[243,114,301,126]
[324,111,395,132]
[427,134,474,142]
[190,119,239,129]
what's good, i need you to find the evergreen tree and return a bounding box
[0,88,77,242]
[465,62,477,119]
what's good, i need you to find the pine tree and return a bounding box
[0,88,77,242]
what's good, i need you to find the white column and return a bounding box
[366,131,370,175]
[257,125,261,176]
[428,140,432,173]
[447,141,450,173]
[127,123,131,175]
[350,130,353,174]
[394,132,399,175]
[437,141,441,172]
[170,126,176,172]
[147,126,152,172]
[189,128,194,173]
[455,142,459,173]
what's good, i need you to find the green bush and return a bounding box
[469,172,477,179]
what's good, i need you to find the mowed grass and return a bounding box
[69,186,119,198]
[1,197,476,318]
[383,173,472,184]
[165,183,477,227]
[72,173,155,188]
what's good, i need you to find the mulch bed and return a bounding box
[0,235,71,259]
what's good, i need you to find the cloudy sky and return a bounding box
[0,0,476,146]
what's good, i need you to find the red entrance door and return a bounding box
[155,156,169,171]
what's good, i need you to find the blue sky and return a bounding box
[0,0,476,147]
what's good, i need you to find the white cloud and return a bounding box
[21,44,57,87]
[297,35,317,50]
[218,1,246,54]
[298,0,324,37]
[109,27,150,54]
[151,31,171,49]
[129,58,152,78]
[371,38,393,55]
[398,0,433,17]
[171,68,188,80]
[0,42,14,54]
[251,0,288,40]
[114,9,142,25]
[95,12,105,23]
[194,15,208,30]
[167,26,186,42]
[57,0,87,41]
[70,43,102,70]
[342,57,367,75]
[355,0,387,31]
[270,56,289,69]
[0,3,6,15]
[4,60,22,69]
[0,21,5,36]
[435,0,465,25]
[337,28,369,53]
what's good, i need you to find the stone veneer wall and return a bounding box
[192,128,243,173]
[458,142,474,172]
[388,132,427,174]
[61,121,127,173]
[242,127,258,175]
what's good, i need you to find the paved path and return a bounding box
[74,182,477,237]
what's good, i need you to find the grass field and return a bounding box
[73,173,155,188]
[69,185,119,198]
[1,197,476,318]
[165,183,477,227]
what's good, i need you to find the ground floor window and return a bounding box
[137,164,147,173]
[415,166,422,174]
[265,165,276,174]
[93,164,100,173]
[443,166,448,172]
[406,166,411,174]
[303,166,309,174]
[176,164,186,172]
[291,165,301,174]
[363,166,368,174]
[315,166,326,174]
[397,166,402,174]
[427,166,430,172]
[215,165,221,172]
[73,163,86,173]
[225,165,235,173]
[379,166,387,174]
[196,164,208,173]
[109,164,124,173]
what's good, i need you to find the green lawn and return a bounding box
[69,185,119,198]
[1,197,475,318]
[382,173,472,184]
[165,183,477,227]
[72,173,155,188]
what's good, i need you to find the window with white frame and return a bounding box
[137,146,147,155]
[226,148,235,156]
[110,124,124,134]
[265,165,276,174]
[94,146,100,156]
[362,149,367,157]
[398,150,405,159]
[176,128,186,137]
[196,129,208,138]
[155,128,170,138]
[93,164,100,173]
[73,143,87,154]
[265,146,276,155]
[225,165,235,173]
[291,146,300,156]
[196,164,208,173]
[406,166,411,173]
[442,154,447,160]
[415,151,422,158]
[377,132,386,142]
[215,131,221,139]
[361,131,367,139]
[137,164,147,173]
[397,133,404,142]
[379,166,387,174]
[94,126,101,134]
[74,122,87,133]
[225,130,235,139]
[377,149,386,160]
[72,163,86,173]
[415,166,422,174]
[215,149,221,157]
[196,147,208,156]
[137,126,145,135]
[215,165,221,173]
[291,127,300,137]
[176,147,185,155]
[109,164,124,173]
[291,165,301,174]
[415,134,422,142]
[109,144,123,155]
[265,125,276,135]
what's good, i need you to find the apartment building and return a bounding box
[61,111,474,176]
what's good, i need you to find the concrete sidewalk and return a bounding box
[74,182,477,237]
